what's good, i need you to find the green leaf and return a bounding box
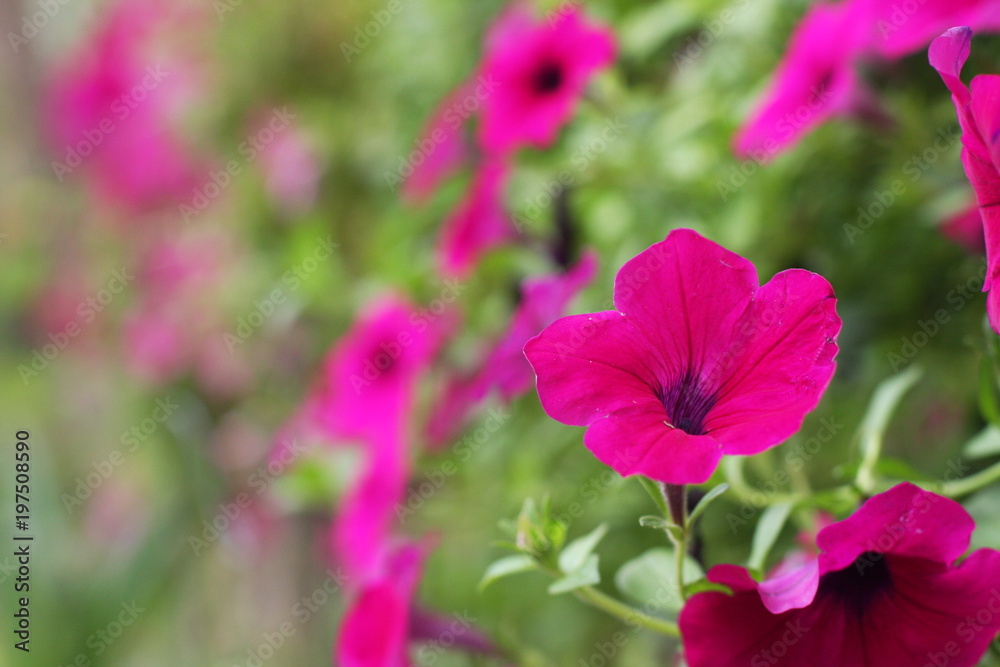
[479,555,536,591]
[685,578,733,597]
[559,524,608,574]
[964,426,1000,460]
[874,456,935,483]
[637,476,669,517]
[855,366,922,492]
[747,502,793,573]
[686,483,729,528]
[639,515,672,530]
[614,547,704,614]
[548,554,601,595]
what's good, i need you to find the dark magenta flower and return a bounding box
[930,27,1000,332]
[427,251,597,446]
[942,201,986,254]
[680,483,1000,667]
[437,159,516,277]
[735,1,870,159]
[478,3,616,155]
[523,229,840,484]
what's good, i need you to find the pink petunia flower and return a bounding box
[271,297,447,579]
[679,482,1000,667]
[335,543,424,667]
[524,229,840,485]
[735,1,871,160]
[862,0,1000,59]
[478,3,616,155]
[43,0,207,215]
[929,27,1000,333]
[437,159,516,277]
[427,251,597,446]
[401,80,476,204]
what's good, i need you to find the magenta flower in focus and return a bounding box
[680,483,1000,667]
[335,543,424,667]
[437,159,516,277]
[478,3,616,155]
[735,1,870,160]
[427,251,597,445]
[524,229,840,484]
[930,27,1000,333]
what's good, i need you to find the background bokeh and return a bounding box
[3,0,1000,665]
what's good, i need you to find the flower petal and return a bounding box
[704,269,840,455]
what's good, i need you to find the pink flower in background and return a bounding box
[524,229,840,484]
[335,543,425,667]
[861,0,1000,59]
[680,483,1000,667]
[930,27,1000,333]
[478,3,616,155]
[402,81,476,203]
[427,251,597,445]
[44,0,207,215]
[942,201,986,254]
[254,113,322,216]
[437,160,516,277]
[289,296,448,446]
[735,1,870,159]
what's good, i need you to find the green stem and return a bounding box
[572,585,681,638]
[932,457,1000,498]
[664,484,689,602]
[637,476,669,516]
[723,457,802,506]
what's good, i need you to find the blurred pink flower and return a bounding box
[254,113,322,216]
[735,1,870,159]
[401,81,476,204]
[942,201,986,254]
[335,543,424,667]
[427,251,597,445]
[478,3,616,155]
[680,483,1000,667]
[930,27,1000,333]
[43,0,207,214]
[437,159,516,277]
[524,229,841,484]
[861,0,1000,59]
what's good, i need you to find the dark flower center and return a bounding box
[656,371,717,435]
[818,551,893,615]
[533,61,565,95]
